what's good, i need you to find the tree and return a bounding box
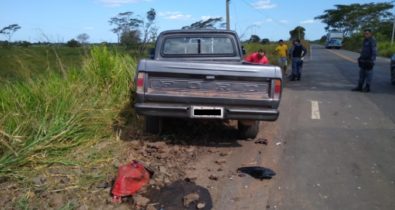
[76,33,90,44]
[315,2,393,36]
[0,24,21,41]
[289,26,306,40]
[261,38,270,45]
[249,34,261,43]
[182,17,223,29]
[120,30,140,48]
[66,39,80,47]
[320,35,327,43]
[140,8,158,52]
[109,12,143,43]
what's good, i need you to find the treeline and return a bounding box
[315,2,394,56]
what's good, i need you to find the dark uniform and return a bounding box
[353,34,377,92]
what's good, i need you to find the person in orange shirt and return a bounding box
[244,49,269,64]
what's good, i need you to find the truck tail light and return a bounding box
[273,79,282,100]
[136,73,145,93]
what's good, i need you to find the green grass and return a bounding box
[377,41,395,58]
[0,46,136,180]
[0,46,86,79]
[342,36,395,58]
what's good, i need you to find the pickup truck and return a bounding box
[133,30,282,139]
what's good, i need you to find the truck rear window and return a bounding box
[162,36,236,56]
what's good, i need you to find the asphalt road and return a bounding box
[187,44,395,210]
[267,45,395,210]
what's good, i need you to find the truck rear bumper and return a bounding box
[135,103,279,121]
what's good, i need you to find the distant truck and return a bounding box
[325,31,343,49]
[133,29,283,139]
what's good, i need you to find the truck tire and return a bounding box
[144,116,162,135]
[238,120,259,139]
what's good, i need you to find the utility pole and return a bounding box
[226,0,230,30]
[298,27,301,40]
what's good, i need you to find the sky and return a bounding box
[0,0,391,43]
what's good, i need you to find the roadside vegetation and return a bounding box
[315,2,394,57]
[0,46,136,181]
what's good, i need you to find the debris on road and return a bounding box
[183,192,200,207]
[133,195,150,207]
[255,138,268,145]
[208,175,218,181]
[197,202,206,209]
[214,159,227,165]
[275,142,282,146]
[237,166,276,180]
[111,160,151,203]
[143,180,213,210]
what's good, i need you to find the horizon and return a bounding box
[0,0,388,43]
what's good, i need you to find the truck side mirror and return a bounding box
[241,46,246,56]
[149,48,155,59]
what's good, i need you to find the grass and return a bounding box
[337,36,395,58]
[377,41,395,58]
[0,46,136,181]
[0,46,86,79]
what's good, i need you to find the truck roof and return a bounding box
[159,29,239,36]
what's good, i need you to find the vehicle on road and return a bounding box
[391,55,395,85]
[325,31,343,49]
[133,30,283,139]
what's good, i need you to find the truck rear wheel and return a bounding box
[238,120,259,139]
[144,116,162,135]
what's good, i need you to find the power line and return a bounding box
[240,0,289,29]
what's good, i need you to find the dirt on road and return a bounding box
[0,118,282,210]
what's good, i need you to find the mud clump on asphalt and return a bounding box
[143,180,213,210]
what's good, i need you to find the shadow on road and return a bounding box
[114,102,243,147]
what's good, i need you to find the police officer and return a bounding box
[352,29,377,92]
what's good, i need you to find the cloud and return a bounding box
[252,0,277,10]
[83,26,94,31]
[253,18,273,26]
[100,0,150,7]
[159,11,192,20]
[300,19,317,25]
[279,20,289,24]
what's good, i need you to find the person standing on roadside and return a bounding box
[275,39,289,75]
[289,39,307,81]
[352,29,377,92]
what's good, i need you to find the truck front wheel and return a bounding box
[238,120,259,139]
[144,116,163,135]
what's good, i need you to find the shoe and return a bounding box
[363,85,370,92]
[351,86,362,91]
[297,76,301,81]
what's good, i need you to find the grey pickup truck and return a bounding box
[134,29,282,138]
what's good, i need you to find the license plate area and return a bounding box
[191,106,224,119]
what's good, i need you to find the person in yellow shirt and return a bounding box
[275,39,289,76]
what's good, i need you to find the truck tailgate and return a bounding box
[138,59,281,105]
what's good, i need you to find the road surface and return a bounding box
[188,44,395,210]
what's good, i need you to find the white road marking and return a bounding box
[311,100,321,120]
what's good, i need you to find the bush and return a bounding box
[66,39,80,48]
[18,41,31,48]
